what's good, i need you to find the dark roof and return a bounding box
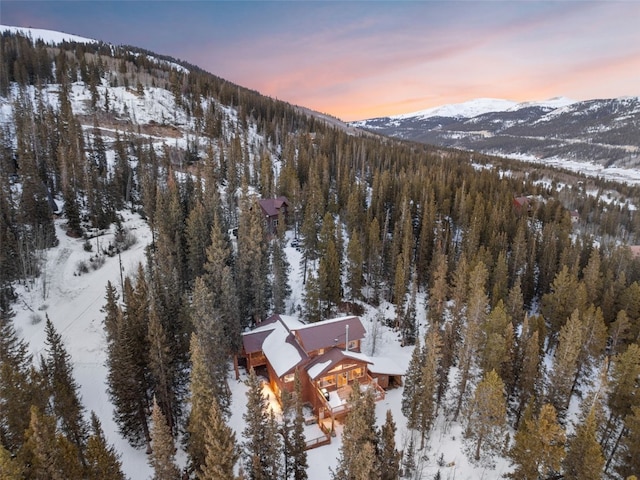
[242,329,274,354]
[305,347,372,380]
[258,196,289,217]
[293,316,365,353]
[241,314,280,353]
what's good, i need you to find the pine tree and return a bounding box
[452,261,487,421]
[147,306,179,436]
[41,316,88,463]
[272,229,291,314]
[186,200,213,283]
[190,278,231,414]
[426,250,448,328]
[464,370,507,464]
[546,309,583,417]
[242,369,282,480]
[540,266,586,349]
[280,373,308,480]
[615,405,640,479]
[346,228,364,301]
[85,412,126,480]
[401,336,422,421]
[514,319,542,425]
[563,406,604,480]
[19,405,83,480]
[401,437,416,479]
[302,271,322,323]
[379,410,400,480]
[148,398,181,480]
[318,213,341,317]
[0,442,22,479]
[236,196,269,325]
[332,386,378,480]
[0,303,42,453]
[186,333,214,474]
[105,272,152,451]
[199,398,238,480]
[507,403,566,480]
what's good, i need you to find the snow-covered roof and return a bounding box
[262,319,307,377]
[366,356,405,376]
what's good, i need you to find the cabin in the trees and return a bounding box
[258,196,289,235]
[239,314,401,440]
[513,195,532,213]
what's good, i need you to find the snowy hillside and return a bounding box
[1,24,97,45]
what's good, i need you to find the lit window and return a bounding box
[283,373,295,383]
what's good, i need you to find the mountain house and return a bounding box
[238,314,403,445]
[258,196,289,235]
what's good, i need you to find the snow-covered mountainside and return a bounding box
[352,96,640,178]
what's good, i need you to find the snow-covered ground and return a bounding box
[12,211,513,479]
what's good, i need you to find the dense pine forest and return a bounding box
[1,30,640,479]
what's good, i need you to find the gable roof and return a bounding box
[262,319,308,377]
[242,314,367,378]
[293,316,365,353]
[258,196,289,218]
[305,347,373,380]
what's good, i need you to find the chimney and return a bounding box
[345,324,349,351]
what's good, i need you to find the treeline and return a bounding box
[1,30,639,478]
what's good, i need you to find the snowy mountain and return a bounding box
[352,96,640,176]
[1,24,98,45]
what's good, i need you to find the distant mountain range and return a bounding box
[351,96,640,171]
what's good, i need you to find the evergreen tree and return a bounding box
[18,405,83,480]
[318,213,341,317]
[332,385,378,480]
[379,410,400,480]
[401,437,416,479]
[199,398,238,480]
[237,196,269,325]
[346,228,364,301]
[147,306,179,435]
[540,266,586,349]
[41,316,88,463]
[563,406,604,480]
[616,405,640,479]
[190,277,231,414]
[464,370,507,464]
[401,336,422,422]
[302,271,322,323]
[546,309,583,417]
[186,333,214,474]
[514,319,542,425]
[426,250,448,328]
[271,225,292,314]
[507,403,566,480]
[85,412,126,480]
[280,373,308,480]
[148,398,181,480]
[242,369,282,480]
[0,442,22,479]
[105,272,152,451]
[0,303,42,453]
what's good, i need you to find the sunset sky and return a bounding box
[2,1,639,121]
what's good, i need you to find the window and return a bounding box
[283,373,295,383]
[348,340,358,351]
[319,375,336,388]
